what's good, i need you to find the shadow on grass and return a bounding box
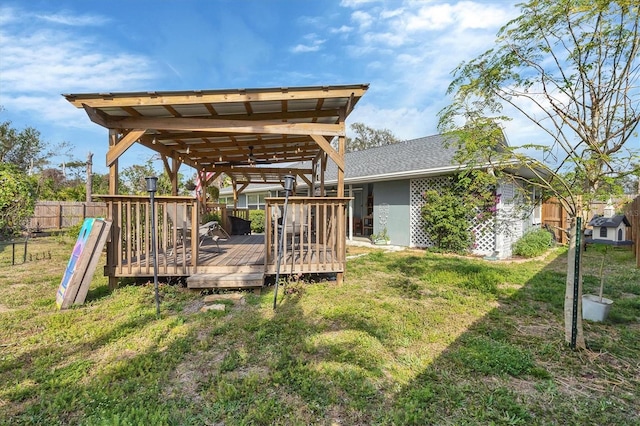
[379,247,640,425]
[2,244,638,425]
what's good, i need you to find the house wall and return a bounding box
[598,225,626,242]
[372,180,411,246]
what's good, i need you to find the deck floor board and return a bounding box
[114,234,339,277]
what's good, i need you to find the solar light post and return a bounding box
[273,174,296,310]
[145,176,160,316]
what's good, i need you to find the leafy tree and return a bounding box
[0,163,35,238]
[119,160,183,195]
[0,110,50,172]
[439,0,640,348]
[92,173,110,196]
[337,122,401,153]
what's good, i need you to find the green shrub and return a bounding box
[421,189,474,253]
[202,211,221,223]
[0,163,36,238]
[65,220,84,238]
[512,228,554,258]
[249,209,265,233]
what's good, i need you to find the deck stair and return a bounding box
[187,271,265,289]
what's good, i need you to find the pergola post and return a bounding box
[171,158,181,196]
[108,129,119,195]
[161,155,182,196]
[107,129,119,290]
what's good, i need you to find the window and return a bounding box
[219,196,233,207]
[247,193,267,210]
[599,227,607,238]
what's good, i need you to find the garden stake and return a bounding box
[145,176,161,317]
[571,216,582,350]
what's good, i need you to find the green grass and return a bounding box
[1,237,638,424]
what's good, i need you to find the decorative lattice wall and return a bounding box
[409,176,448,248]
[409,177,496,255]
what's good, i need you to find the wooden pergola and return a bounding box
[64,84,368,198]
[64,84,369,288]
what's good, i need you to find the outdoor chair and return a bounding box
[167,206,220,254]
[274,204,308,247]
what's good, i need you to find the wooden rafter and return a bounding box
[66,84,367,187]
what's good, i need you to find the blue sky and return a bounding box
[0,0,531,175]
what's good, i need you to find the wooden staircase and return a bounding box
[187,270,265,289]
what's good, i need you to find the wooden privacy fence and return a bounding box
[29,201,108,230]
[623,195,640,267]
[542,198,568,244]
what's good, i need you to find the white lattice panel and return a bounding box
[410,177,496,255]
[410,177,449,247]
[494,181,526,258]
[472,218,496,255]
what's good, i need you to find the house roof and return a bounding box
[322,134,460,184]
[588,214,630,228]
[220,134,462,194]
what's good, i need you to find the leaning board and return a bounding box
[56,218,112,309]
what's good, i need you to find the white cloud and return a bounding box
[330,25,353,34]
[35,11,108,26]
[291,43,322,53]
[341,0,380,8]
[0,6,17,25]
[348,102,441,141]
[0,9,156,94]
[380,7,404,19]
[291,34,326,53]
[351,10,375,31]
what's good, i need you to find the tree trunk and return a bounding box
[85,152,93,203]
[564,215,585,349]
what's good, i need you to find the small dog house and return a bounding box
[588,214,631,243]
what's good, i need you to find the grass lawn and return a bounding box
[0,235,638,425]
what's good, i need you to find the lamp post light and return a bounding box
[273,174,296,310]
[145,176,160,316]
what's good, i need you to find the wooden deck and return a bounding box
[102,196,348,289]
[113,234,339,289]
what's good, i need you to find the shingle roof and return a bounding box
[220,134,465,194]
[324,134,460,182]
[588,214,630,228]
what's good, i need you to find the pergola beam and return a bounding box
[98,116,345,137]
[106,129,146,166]
[67,86,368,108]
[311,135,344,171]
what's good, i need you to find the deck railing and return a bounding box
[99,195,201,279]
[265,197,350,275]
[99,195,351,284]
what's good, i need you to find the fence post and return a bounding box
[58,204,63,229]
